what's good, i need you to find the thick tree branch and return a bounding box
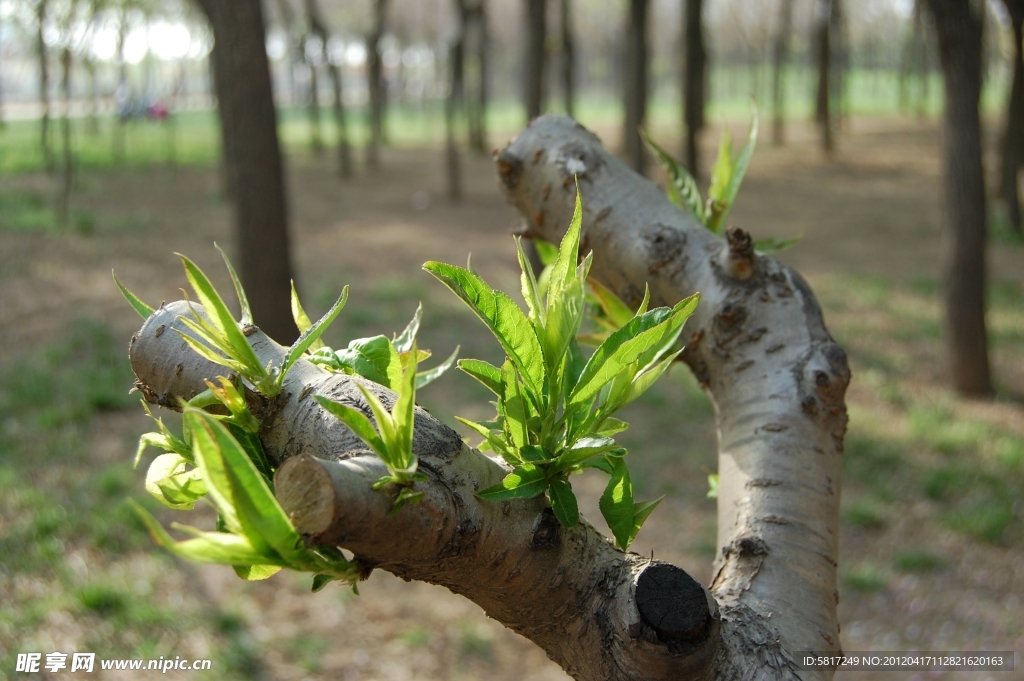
[497,114,848,677]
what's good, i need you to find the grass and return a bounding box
[0,318,265,679]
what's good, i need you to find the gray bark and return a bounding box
[130,115,847,681]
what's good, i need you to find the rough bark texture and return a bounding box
[771,0,793,147]
[623,0,648,174]
[365,0,388,170]
[683,0,706,175]
[525,0,547,120]
[814,0,833,155]
[130,116,846,681]
[196,0,298,344]
[925,0,993,396]
[1000,0,1024,235]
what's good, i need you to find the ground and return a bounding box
[1,115,1022,681]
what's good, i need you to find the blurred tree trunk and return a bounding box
[37,0,54,172]
[560,0,575,117]
[831,0,848,128]
[365,0,388,170]
[465,0,488,153]
[771,0,793,146]
[86,59,100,135]
[1,16,6,130]
[814,0,833,155]
[525,0,547,120]
[1000,0,1023,235]
[57,45,73,230]
[925,0,993,396]
[446,11,465,201]
[273,0,301,107]
[305,0,352,177]
[914,0,931,119]
[195,0,298,344]
[682,0,705,175]
[113,9,128,164]
[623,0,648,173]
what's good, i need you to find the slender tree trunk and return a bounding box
[830,0,847,128]
[925,0,993,396]
[113,11,128,165]
[915,0,931,119]
[683,0,706,176]
[623,0,648,174]
[465,1,488,153]
[525,0,547,120]
[365,0,388,170]
[57,46,73,230]
[304,0,352,177]
[86,59,100,135]
[37,0,53,172]
[196,0,298,344]
[0,15,6,131]
[1000,0,1024,235]
[771,0,793,146]
[305,47,324,154]
[814,0,833,155]
[561,0,575,118]
[446,6,465,201]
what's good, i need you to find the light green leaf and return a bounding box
[587,279,641,330]
[554,436,623,473]
[599,347,684,420]
[183,410,241,535]
[477,464,548,500]
[720,103,758,230]
[392,341,418,471]
[754,236,802,254]
[516,237,544,324]
[542,255,590,376]
[519,445,551,463]
[455,417,518,463]
[547,187,584,299]
[354,383,400,466]
[177,254,263,376]
[311,573,335,592]
[145,453,207,509]
[415,345,459,389]
[393,303,422,353]
[535,240,558,266]
[173,328,247,377]
[628,496,664,546]
[599,458,635,550]
[289,281,317,346]
[500,360,530,449]
[707,474,719,499]
[594,418,629,437]
[112,271,154,319]
[423,262,546,399]
[316,395,387,460]
[707,127,734,205]
[548,479,579,527]
[234,564,282,581]
[216,243,252,326]
[281,286,349,380]
[457,359,503,395]
[641,132,705,224]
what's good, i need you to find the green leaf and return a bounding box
[628,496,664,546]
[173,328,247,377]
[130,501,285,567]
[289,281,316,340]
[548,479,579,527]
[599,458,635,550]
[534,240,558,266]
[316,395,387,459]
[177,254,264,377]
[594,418,629,437]
[588,279,641,330]
[216,243,252,326]
[455,417,518,463]
[190,410,307,564]
[457,359,503,395]
[519,445,551,463]
[311,573,335,592]
[333,335,402,389]
[183,410,241,535]
[145,453,207,510]
[391,341,419,471]
[542,255,590,376]
[415,345,459,389]
[754,236,802,254]
[234,564,282,581]
[353,383,400,465]
[477,464,548,500]
[516,237,544,324]
[706,474,719,499]
[568,294,698,413]
[423,262,545,399]
[393,303,423,353]
[720,103,758,230]
[553,436,623,473]
[641,132,705,224]
[581,456,615,475]
[389,487,425,514]
[281,286,349,380]
[547,187,584,299]
[500,360,530,449]
[599,347,684,420]
[707,127,734,205]
[112,271,154,319]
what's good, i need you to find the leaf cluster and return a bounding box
[643,105,800,255]
[425,189,698,550]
